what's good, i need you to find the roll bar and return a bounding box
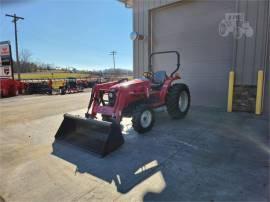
[149,51,180,77]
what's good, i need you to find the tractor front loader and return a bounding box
[55,51,190,157]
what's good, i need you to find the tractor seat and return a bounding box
[151,71,167,90]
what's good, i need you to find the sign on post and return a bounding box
[0,41,13,79]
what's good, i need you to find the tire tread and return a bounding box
[132,104,154,133]
[166,84,190,119]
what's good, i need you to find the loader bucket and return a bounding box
[55,114,124,157]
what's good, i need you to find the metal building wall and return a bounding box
[132,0,269,111]
[133,0,180,76]
[133,0,268,79]
[234,0,269,85]
[263,5,269,115]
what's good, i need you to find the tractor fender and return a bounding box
[170,79,185,86]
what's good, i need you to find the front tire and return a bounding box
[102,115,112,122]
[166,84,190,119]
[132,104,155,133]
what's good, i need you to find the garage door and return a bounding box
[151,0,235,108]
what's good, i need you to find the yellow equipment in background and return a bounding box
[52,80,65,91]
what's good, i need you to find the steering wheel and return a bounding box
[143,72,153,80]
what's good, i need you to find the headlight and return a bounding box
[108,91,116,106]
[108,92,114,98]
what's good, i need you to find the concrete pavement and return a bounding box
[0,92,269,201]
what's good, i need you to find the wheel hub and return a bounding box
[178,91,188,112]
[140,110,152,128]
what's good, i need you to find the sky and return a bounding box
[0,0,132,70]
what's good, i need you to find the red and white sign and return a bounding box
[1,66,12,77]
[0,42,12,78]
[0,44,10,56]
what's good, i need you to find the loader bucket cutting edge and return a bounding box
[55,114,124,157]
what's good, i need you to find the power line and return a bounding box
[109,50,117,71]
[5,13,24,80]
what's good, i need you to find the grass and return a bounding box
[14,72,91,80]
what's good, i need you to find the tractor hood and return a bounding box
[110,78,150,90]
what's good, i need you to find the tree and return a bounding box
[20,49,32,72]
[20,49,31,63]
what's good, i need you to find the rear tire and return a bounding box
[132,104,155,133]
[166,84,190,119]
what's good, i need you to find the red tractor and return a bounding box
[55,51,190,156]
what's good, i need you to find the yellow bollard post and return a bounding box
[255,70,264,115]
[227,71,235,112]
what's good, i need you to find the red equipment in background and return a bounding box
[0,41,24,98]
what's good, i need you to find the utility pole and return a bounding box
[109,50,117,72]
[6,14,24,80]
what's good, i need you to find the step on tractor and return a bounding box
[55,51,191,156]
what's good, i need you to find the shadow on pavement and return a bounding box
[51,111,186,194]
[51,134,167,194]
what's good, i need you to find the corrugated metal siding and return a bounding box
[234,0,269,85]
[264,61,269,116]
[133,0,180,76]
[263,2,269,115]
[133,0,139,76]
[132,0,269,110]
[133,0,268,79]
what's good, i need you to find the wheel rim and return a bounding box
[178,91,188,112]
[140,110,152,128]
